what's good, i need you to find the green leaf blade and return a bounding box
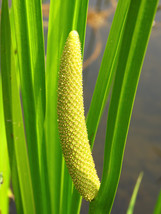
[24,1,50,212]
[126,172,143,214]
[0,78,10,214]
[1,1,23,213]
[12,0,45,212]
[153,190,161,214]
[25,0,46,159]
[1,0,36,213]
[11,55,36,214]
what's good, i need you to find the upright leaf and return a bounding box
[25,0,46,165]
[1,0,37,213]
[126,172,143,214]
[12,0,43,212]
[153,190,161,214]
[24,0,50,212]
[1,0,24,213]
[0,77,10,214]
[0,10,10,214]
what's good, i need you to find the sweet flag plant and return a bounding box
[0,0,159,213]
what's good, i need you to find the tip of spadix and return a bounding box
[68,30,79,40]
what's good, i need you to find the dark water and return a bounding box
[81,0,161,213]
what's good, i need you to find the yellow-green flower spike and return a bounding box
[57,30,100,201]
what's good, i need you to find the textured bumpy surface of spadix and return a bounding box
[57,31,100,201]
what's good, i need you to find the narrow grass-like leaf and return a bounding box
[69,187,82,214]
[0,78,10,214]
[25,0,46,113]
[25,0,47,168]
[60,160,73,214]
[153,190,161,214]
[1,1,36,213]
[126,172,143,214]
[10,49,36,214]
[46,3,63,213]
[1,1,31,213]
[89,0,159,213]
[86,0,130,148]
[0,12,10,214]
[73,0,89,53]
[1,1,23,213]
[12,0,43,212]
[24,0,50,212]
